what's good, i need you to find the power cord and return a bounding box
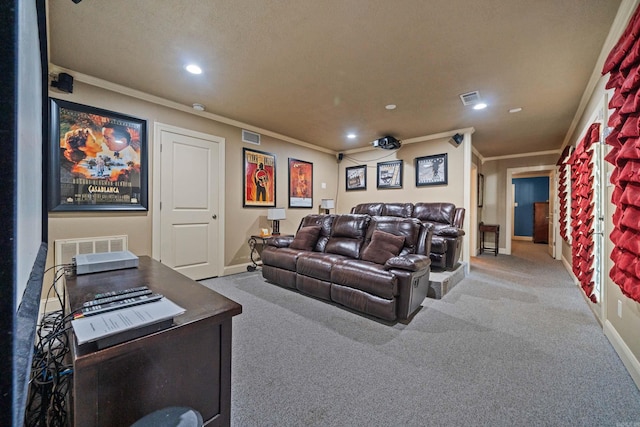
[24,265,75,427]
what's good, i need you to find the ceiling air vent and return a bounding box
[242,129,261,145]
[459,91,481,106]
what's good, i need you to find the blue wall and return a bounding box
[513,177,549,237]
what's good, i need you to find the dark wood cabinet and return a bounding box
[533,202,549,244]
[65,257,242,427]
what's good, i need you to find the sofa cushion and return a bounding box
[364,216,422,256]
[351,203,383,216]
[412,202,455,225]
[381,203,413,218]
[331,260,398,299]
[261,246,306,271]
[289,226,322,251]
[297,252,348,281]
[325,214,370,258]
[361,230,405,265]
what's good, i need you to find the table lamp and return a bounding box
[320,199,335,214]
[267,208,286,235]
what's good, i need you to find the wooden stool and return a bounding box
[479,222,499,256]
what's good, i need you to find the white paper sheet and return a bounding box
[71,297,185,345]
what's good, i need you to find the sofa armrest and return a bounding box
[434,226,465,237]
[384,254,431,272]
[266,235,294,248]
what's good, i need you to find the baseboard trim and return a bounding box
[224,263,254,276]
[604,320,640,390]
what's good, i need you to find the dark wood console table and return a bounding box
[479,222,500,256]
[65,256,242,426]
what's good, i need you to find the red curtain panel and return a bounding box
[569,123,600,303]
[557,146,572,242]
[602,4,640,303]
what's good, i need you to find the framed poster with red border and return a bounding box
[243,147,276,207]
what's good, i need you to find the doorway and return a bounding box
[152,123,226,280]
[505,165,557,258]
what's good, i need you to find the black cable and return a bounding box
[24,265,74,427]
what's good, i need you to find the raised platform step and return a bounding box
[426,262,466,300]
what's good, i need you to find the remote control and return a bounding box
[93,285,149,300]
[80,293,163,317]
[83,289,153,307]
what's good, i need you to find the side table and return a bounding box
[479,222,500,256]
[247,235,270,271]
[247,235,293,271]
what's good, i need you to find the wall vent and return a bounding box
[54,235,128,266]
[459,91,481,106]
[242,129,261,145]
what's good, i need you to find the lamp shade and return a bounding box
[320,199,335,210]
[267,208,286,221]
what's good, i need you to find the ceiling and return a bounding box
[47,0,622,158]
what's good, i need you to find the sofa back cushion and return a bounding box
[325,214,370,258]
[289,226,322,251]
[361,229,405,264]
[350,203,383,216]
[412,202,456,225]
[363,216,422,256]
[299,214,335,252]
[381,203,413,218]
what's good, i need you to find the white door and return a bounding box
[160,130,221,280]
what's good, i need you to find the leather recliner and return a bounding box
[351,202,465,270]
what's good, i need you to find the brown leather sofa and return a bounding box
[261,214,433,322]
[351,202,465,271]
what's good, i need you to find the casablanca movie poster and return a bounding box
[243,148,276,207]
[49,99,148,211]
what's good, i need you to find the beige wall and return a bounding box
[47,82,338,275]
[336,139,466,213]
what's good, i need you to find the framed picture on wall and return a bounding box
[377,160,403,189]
[346,165,367,191]
[48,98,148,211]
[415,153,448,186]
[243,147,276,207]
[478,173,484,207]
[288,158,313,208]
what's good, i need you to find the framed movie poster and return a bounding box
[377,160,403,189]
[48,99,148,211]
[288,158,313,208]
[415,153,448,186]
[478,173,485,207]
[243,147,276,207]
[346,165,367,191]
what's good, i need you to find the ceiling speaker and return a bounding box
[448,133,463,147]
[51,72,74,93]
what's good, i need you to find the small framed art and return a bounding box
[346,165,367,191]
[288,158,313,208]
[377,160,403,189]
[415,153,448,187]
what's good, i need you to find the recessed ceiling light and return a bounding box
[509,107,523,113]
[347,133,357,139]
[385,104,397,110]
[192,103,205,111]
[473,103,487,110]
[185,64,202,74]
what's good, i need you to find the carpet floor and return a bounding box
[200,241,640,426]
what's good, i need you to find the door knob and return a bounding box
[212,214,217,219]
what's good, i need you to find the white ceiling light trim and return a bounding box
[185,64,202,74]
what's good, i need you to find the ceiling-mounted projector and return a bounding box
[372,136,401,150]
